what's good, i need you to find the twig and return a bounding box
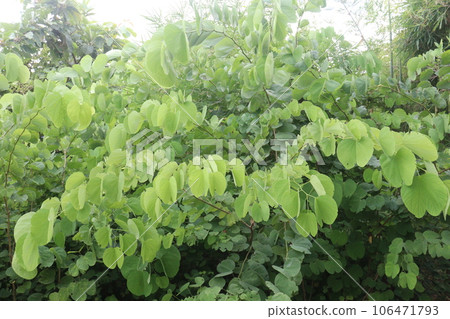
[238,219,255,278]
[192,195,252,229]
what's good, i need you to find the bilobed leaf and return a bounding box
[5,53,21,82]
[309,175,326,196]
[0,74,9,91]
[209,171,227,196]
[145,32,176,88]
[189,168,209,197]
[280,190,299,218]
[250,201,270,222]
[402,132,438,161]
[67,100,92,131]
[158,246,181,278]
[380,147,416,187]
[164,24,190,64]
[141,237,161,262]
[127,270,151,296]
[231,159,245,187]
[379,127,396,156]
[314,195,338,225]
[43,92,65,128]
[296,211,318,237]
[265,52,274,87]
[337,137,373,169]
[125,111,144,134]
[92,54,108,74]
[401,174,448,217]
[103,247,124,269]
[66,172,85,191]
[80,55,93,72]
[108,124,127,151]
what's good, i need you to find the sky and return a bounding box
[0,0,378,46]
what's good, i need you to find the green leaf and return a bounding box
[158,246,180,278]
[264,53,274,87]
[43,92,65,128]
[231,160,245,187]
[401,174,448,217]
[145,32,176,88]
[94,227,110,248]
[314,195,338,225]
[295,211,318,237]
[385,262,400,278]
[141,237,161,262]
[189,168,209,197]
[108,124,127,151]
[103,247,124,269]
[18,65,30,83]
[125,111,144,134]
[164,24,190,64]
[0,74,9,91]
[66,172,85,191]
[441,50,450,65]
[22,234,39,271]
[217,259,235,276]
[280,190,299,218]
[209,171,227,196]
[67,100,92,131]
[5,53,21,82]
[406,272,417,290]
[402,132,438,161]
[309,175,326,196]
[235,193,251,219]
[250,201,270,222]
[272,11,288,43]
[120,234,137,256]
[380,147,416,187]
[154,176,173,204]
[337,137,373,169]
[214,38,235,58]
[80,55,93,72]
[379,127,396,156]
[92,54,108,74]
[127,271,151,296]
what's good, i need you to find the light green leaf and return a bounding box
[164,24,190,64]
[402,132,438,161]
[295,211,318,237]
[265,53,274,87]
[67,100,92,131]
[209,171,227,196]
[80,55,93,72]
[66,172,85,191]
[103,247,124,269]
[401,174,448,217]
[380,147,416,187]
[43,92,65,128]
[145,32,176,88]
[314,195,338,225]
[337,137,373,169]
[250,201,270,222]
[379,127,396,156]
[231,159,245,187]
[92,54,108,74]
[280,190,299,218]
[108,124,127,151]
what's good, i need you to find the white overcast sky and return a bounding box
[0,0,378,46]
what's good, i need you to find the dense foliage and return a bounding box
[0,0,449,301]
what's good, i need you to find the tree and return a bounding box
[1,0,449,301]
[0,0,130,79]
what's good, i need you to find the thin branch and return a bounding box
[238,219,254,278]
[192,195,252,229]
